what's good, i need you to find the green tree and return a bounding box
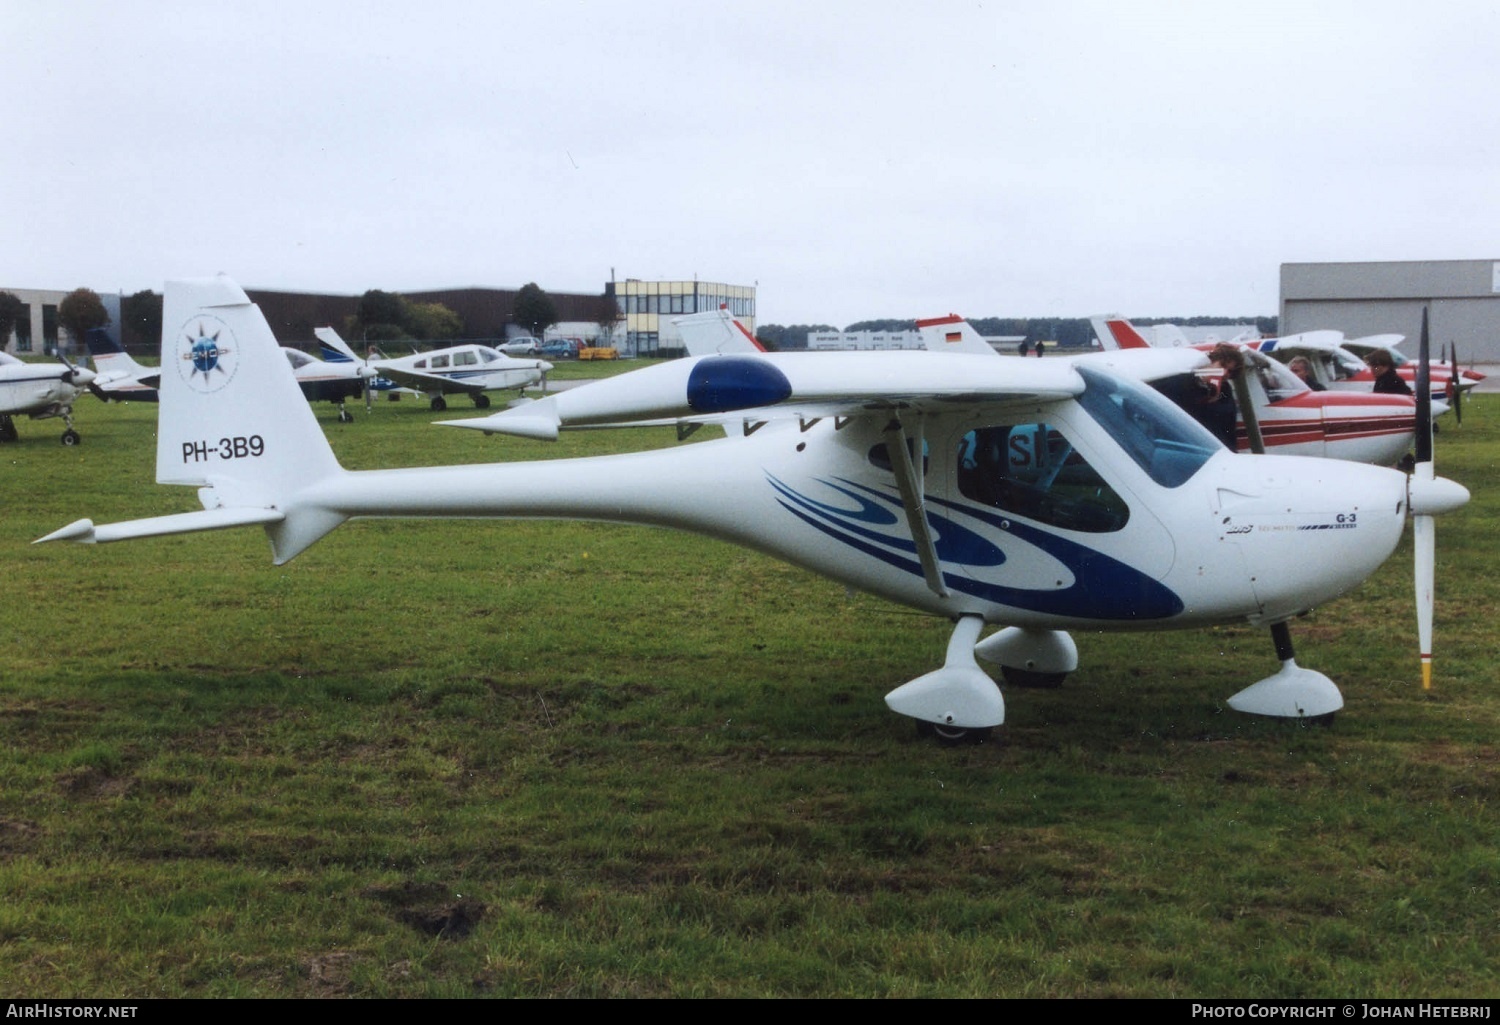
[58,288,109,346]
[120,290,162,351]
[512,283,557,340]
[405,301,463,341]
[0,291,23,348]
[357,289,408,336]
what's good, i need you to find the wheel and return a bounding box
[474,394,491,409]
[915,720,993,746]
[338,408,354,423]
[1001,666,1067,689]
[430,396,447,412]
[61,429,81,446]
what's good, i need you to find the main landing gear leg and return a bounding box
[885,615,1003,745]
[1225,621,1343,720]
[60,405,81,446]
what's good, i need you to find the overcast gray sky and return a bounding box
[6,0,1498,328]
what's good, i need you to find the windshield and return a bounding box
[1247,350,1307,402]
[1075,366,1220,488]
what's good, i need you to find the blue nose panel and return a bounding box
[687,357,792,413]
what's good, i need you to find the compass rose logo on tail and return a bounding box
[175,316,238,394]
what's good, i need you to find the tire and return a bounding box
[1000,666,1067,689]
[430,396,447,412]
[474,394,491,409]
[915,720,993,746]
[61,429,81,446]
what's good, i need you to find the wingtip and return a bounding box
[35,518,97,545]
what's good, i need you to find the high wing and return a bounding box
[444,350,1085,440]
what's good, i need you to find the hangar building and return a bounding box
[1281,260,1500,361]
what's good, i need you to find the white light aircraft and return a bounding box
[1,351,95,444]
[316,328,552,411]
[86,325,382,421]
[1090,316,1420,466]
[39,278,1469,741]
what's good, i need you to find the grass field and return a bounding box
[1,391,1496,998]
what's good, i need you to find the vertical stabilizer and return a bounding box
[914,315,999,356]
[1089,315,1152,351]
[673,306,764,356]
[157,276,343,499]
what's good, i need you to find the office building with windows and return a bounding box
[611,279,755,356]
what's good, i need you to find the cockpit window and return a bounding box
[957,421,1129,533]
[1249,351,1306,402]
[1075,366,1219,488]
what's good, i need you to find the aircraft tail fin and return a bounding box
[1089,315,1153,350]
[673,306,764,356]
[915,314,998,356]
[84,327,153,376]
[314,326,361,364]
[39,276,349,563]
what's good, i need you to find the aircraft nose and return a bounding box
[1213,455,1409,622]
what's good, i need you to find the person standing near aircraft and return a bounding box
[1201,344,1243,449]
[1367,349,1413,395]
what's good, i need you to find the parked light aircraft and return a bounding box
[86,326,380,421]
[1090,316,1419,466]
[84,329,160,402]
[1253,332,1484,411]
[39,278,1469,741]
[316,328,552,411]
[1,351,94,444]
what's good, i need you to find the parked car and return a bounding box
[539,340,579,359]
[501,337,540,356]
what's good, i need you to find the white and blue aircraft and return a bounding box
[1,350,95,444]
[316,327,552,412]
[38,277,1469,741]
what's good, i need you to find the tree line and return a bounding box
[0,283,565,355]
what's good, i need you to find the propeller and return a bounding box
[1448,343,1463,426]
[56,353,95,388]
[1407,308,1470,691]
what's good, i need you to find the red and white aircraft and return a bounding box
[1090,316,1418,466]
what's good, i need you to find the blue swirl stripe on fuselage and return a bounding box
[767,474,1182,621]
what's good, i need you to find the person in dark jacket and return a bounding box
[1366,350,1412,395]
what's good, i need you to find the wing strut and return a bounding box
[884,415,948,598]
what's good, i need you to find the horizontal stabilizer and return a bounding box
[35,507,285,546]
